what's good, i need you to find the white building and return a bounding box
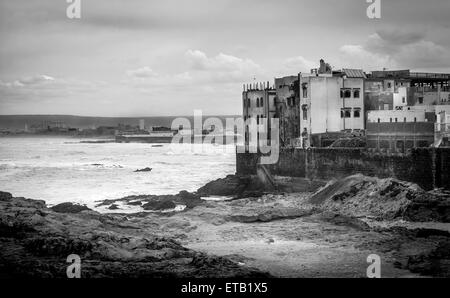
[299,68,365,146]
[367,109,427,123]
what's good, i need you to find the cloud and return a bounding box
[185,50,264,82]
[340,30,450,71]
[282,56,317,74]
[119,50,267,115]
[124,50,265,91]
[0,74,103,103]
[0,74,55,88]
[339,44,395,71]
[374,29,426,46]
[126,67,158,78]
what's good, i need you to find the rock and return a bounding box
[0,191,13,201]
[108,204,119,210]
[0,194,271,278]
[189,254,270,278]
[126,201,142,206]
[176,191,202,209]
[228,208,312,223]
[105,191,203,212]
[405,239,450,277]
[134,167,152,172]
[308,174,450,222]
[197,175,267,198]
[142,200,176,211]
[50,202,92,213]
[319,212,371,231]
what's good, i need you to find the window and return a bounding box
[354,109,361,118]
[390,118,392,122]
[302,83,308,98]
[387,82,392,88]
[377,118,380,123]
[353,89,360,98]
[345,89,351,98]
[395,118,398,122]
[256,98,259,107]
[341,108,351,118]
[418,97,424,104]
[260,98,264,107]
[302,105,308,120]
[402,97,406,103]
[396,141,405,152]
[342,89,351,98]
[414,117,417,122]
[257,115,260,124]
[404,117,406,122]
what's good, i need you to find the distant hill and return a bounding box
[0,115,240,130]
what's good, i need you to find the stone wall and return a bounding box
[236,147,450,190]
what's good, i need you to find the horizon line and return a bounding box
[0,113,241,118]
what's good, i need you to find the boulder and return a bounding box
[142,200,176,211]
[134,167,152,172]
[197,175,267,198]
[108,204,119,210]
[50,202,91,213]
[0,191,12,201]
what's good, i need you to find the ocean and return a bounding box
[0,137,236,211]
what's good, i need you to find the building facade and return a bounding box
[241,60,450,152]
[274,75,300,148]
[299,67,365,147]
[242,82,276,151]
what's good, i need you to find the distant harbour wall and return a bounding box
[116,134,242,144]
[236,148,450,190]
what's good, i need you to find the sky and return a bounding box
[0,0,449,116]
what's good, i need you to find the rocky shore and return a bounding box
[1,174,450,278]
[0,191,268,278]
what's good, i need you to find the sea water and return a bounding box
[0,137,235,210]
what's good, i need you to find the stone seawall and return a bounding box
[236,148,450,190]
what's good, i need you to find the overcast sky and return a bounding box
[0,0,449,116]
